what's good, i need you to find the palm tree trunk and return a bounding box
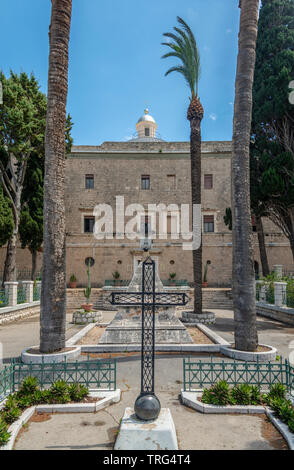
[255,215,270,277]
[190,117,202,315]
[232,0,259,351]
[40,0,72,353]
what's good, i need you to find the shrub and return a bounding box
[250,385,262,405]
[268,383,287,400]
[18,376,39,396]
[2,407,21,425]
[15,394,34,410]
[0,418,10,446]
[231,384,253,405]
[201,381,232,406]
[68,383,89,402]
[48,380,71,404]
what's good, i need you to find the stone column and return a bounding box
[273,265,283,279]
[257,282,267,302]
[4,282,18,307]
[274,282,287,307]
[22,281,34,303]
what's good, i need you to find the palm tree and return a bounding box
[162,17,203,317]
[40,0,72,353]
[232,0,259,351]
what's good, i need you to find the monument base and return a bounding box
[114,407,178,450]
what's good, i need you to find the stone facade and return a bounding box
[0,114,292,287]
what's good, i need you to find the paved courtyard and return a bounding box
[1,308,293,450]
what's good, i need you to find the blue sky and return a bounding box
[0,0,240,144]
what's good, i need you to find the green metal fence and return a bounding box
[0,357,116,402]
[33,283,41,301]
[0,289,8,308]
[183,357,294,393]
[17,285,27,304]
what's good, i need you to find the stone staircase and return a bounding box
[202,289,233,310]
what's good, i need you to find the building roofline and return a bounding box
[70,141,232,155]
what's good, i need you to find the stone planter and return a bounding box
[72,309,103,325]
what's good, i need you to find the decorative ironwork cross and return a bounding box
[108,256,189,419]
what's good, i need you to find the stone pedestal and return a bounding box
[4,282,18,307]
[114,407,178,450]
[22,281,34,304]
[274,282,287,307]
[181,310,215,324]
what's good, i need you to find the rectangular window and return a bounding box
[145,128,150,137]
[167,174,176,189]
[204,174,213,189]
[85,174,94,189]
[141,175,150,190]
[204,215,214,233]
[84,216,95,233]
[140,215,151,236]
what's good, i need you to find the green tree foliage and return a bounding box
[0,184,13,247]
[251,0,294,258]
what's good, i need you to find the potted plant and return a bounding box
[69,274,77,288]
[81,261,93,312]
[202,261,211,288]
[112,270,120,286]
[169,272,176,286]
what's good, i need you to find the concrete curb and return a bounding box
[0,389,121,451]
[21,345,81,363]
[66,323,97,347]
[78,343,222,353]
[196,323,230,346]
[220,343,277,362]
[181,390,294,450]
[265,409,294,450]
[66,322,110,347]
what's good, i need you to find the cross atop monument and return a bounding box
[108,256,189,420]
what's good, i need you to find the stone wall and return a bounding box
[256,302,294,326]
[0,303,40,325]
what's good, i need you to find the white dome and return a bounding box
[137,108,156,124]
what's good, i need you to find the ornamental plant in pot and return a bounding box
[112,270,120,287]
[202,261,211,288]
[69,274,77,288]
[169,272,176,286]
[81,261,93,312]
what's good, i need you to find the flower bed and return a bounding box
[0,376,89,447]
[201,381,294,434]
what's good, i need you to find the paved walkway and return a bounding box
[2,307,293,450]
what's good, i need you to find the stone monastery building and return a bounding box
[2,109,292,286]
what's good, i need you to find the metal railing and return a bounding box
[33,283,41,301]
[0,357,117,402]
[0,289,8,308]
[17,285,27,304]
[183,356,294,394]
[0,269,42,282]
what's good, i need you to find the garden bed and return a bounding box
[0,376,120,450]
[181,381,294,450]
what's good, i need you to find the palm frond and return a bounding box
[162,17,201,97]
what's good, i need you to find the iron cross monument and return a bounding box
[108,256,189,421]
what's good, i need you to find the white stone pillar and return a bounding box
[274,265,283,279]
[260,283,267,302]
[4,282,18,307]
[274,282,287,307]
[22,281,34,303]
